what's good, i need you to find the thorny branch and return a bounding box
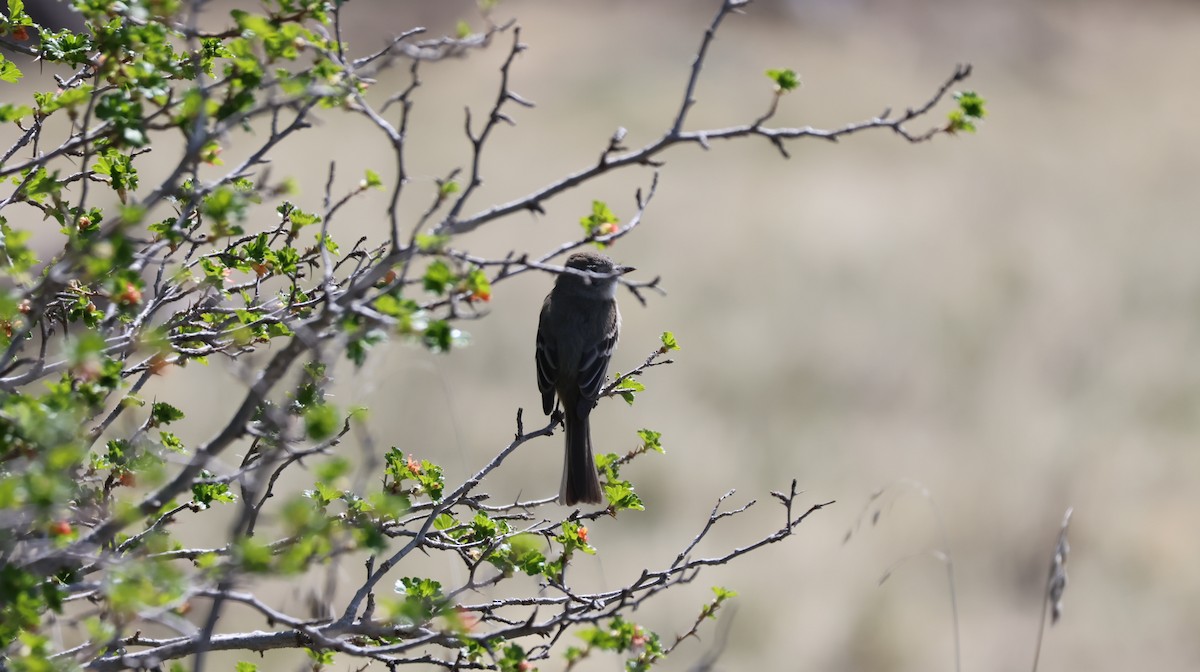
[86,482,830,671]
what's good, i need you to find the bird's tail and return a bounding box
[562,409,604,506]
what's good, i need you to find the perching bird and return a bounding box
[535,250,633,505]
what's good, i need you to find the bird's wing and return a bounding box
[536,298,558,415]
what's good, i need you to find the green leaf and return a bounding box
[362,168,382,189]
[391,577,447,624]
[415,233,449,252]
[158,431,185,453]
[150,401,184,426]
[604,480,644,511]
[0,55,23,84]
[305,648,335,665]
[946,109,975,133]
[496,644,533,672]
[421,319,456,352]
[308,480,341,506]
[765,67,800,92]
[711,585,738,601]
[20,167,61,202]
[555,520,595,556]
[346,327,385,367]
[462,267,491,302]
[41,29,94,67]
[304,403,339,440]
[660,331,679,351]
[579,200,619,237]
[637,428,664,454]
[192,470,235,505]
[947,90,986,134]
[235,537,273,572]
[422,260,454,294]
[954,90,986,119]
[0,217,40,275]
[315,457,349,483]
[93,149,140,194]
[316,231,339,255]
[507,533,547,576]
[615,377,645,405]
[287,207,320,228]
[0,103,31,123]
[33,85,92,115]
[414,459,445,500]
[94,91,147,147]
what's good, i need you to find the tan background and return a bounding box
[8,0,1200,669]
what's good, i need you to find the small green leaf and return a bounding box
[150,402,184,426]
[415,233,450,252]
[615,377,645,405]
[421,320,462,352]
[422,260,454,294]
[0,55,23,84]
[236,537,273,572]
[947,90,986,134]
[637,428,664,453]
[711,585,738,600]
[415,459,445,500]
[954,90,986,119]
[304,403,339,440]
[604,480,645,511]
[0,103,31,123]
[765,68,800,92]
[192,471,235,506]
[305,648,335,665]
[362,168,382,189]
[660,331,679,351]
[315,457,349,483]
[946,110,975,133]
[579,200,619,238]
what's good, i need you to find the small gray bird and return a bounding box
[536,250,634,505]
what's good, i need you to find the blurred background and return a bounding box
[9,0,1200,669]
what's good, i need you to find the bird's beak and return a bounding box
[618,265,636,274]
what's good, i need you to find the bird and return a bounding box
[535,250,634,505]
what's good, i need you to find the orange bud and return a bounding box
[377,268,398,287]
[117,282,142,306]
